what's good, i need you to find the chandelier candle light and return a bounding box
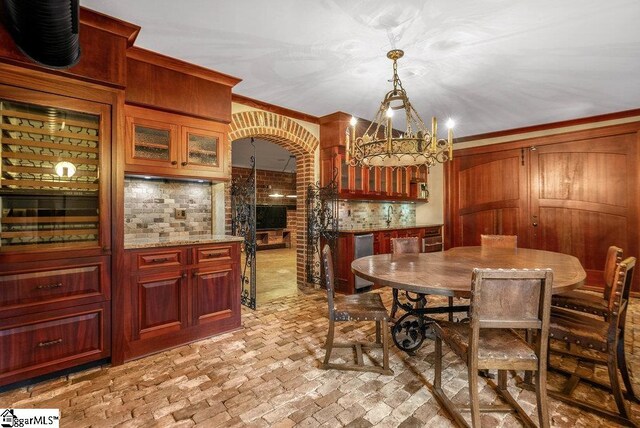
[345,49,455,170]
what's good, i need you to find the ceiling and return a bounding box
[232,138,296,172]
[83,0,640,139]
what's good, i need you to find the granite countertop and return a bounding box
[338,223,443,233]
[124,234,245,249]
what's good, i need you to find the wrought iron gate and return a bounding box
[306,170,339,286]
[231,141,257,309]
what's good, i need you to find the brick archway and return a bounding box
[228,110,319,288]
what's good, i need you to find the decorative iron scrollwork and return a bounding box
[231,140,257,309]
[306,167,339,287]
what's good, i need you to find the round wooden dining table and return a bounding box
[351,246,586,298]
[352,246,586,353]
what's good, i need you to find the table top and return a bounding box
[351,246,586,298]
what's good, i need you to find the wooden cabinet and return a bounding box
[0,84,112,387]
[446,123,640,292]
[255,229,292,250]
[336,226,442,294]
[319,112,428,201]
[125,105,229,180]
[122,242,240,362]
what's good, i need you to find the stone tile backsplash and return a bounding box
[338,201,416,230]
[124,177,213,241]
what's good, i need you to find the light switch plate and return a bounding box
[175,208,186,219]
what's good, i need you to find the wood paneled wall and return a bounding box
[446,121,640,291]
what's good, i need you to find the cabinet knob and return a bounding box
[532,222,538,227]
[171,160,178,165]
[181,161,188,166]
[181,272,187,279]
[192,270,198,278]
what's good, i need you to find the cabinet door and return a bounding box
[132,270,187,340]
[125,114,179,168]
[191,264,238,326]
[180,126,227,175]
[448,148,528,247]
[377,230,397,254]
[0,84,111,257]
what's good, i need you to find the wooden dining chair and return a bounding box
[547,256,636,424]
[320,245,393,375]
[389,237,422,319]
[480,234,518,249]
[433,268,553,428]
[552,246,623,316]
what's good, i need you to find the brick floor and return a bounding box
[0,289,638,427]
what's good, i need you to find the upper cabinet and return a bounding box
[320,113,429,201]
[125,105,229,179]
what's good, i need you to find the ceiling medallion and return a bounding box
[346,49,454,170]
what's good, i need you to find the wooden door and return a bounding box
[529,134,639,289]
[448,148,529,247]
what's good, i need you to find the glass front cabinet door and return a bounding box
[180,126,225,175]
[0,85,111,255]
[126,114,179,168]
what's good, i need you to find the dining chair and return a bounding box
[552,246,623,316]
[480,234,518,249]
[320,244,393,375]
[433,268,553,428]
[389,237,423,319]
[547,256,636,424]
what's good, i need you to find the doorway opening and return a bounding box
[231,138,297,303]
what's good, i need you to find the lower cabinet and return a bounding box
[122,242,240,362]
[0,256,111,387]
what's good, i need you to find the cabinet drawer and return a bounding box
[0,302,110,385]
[193,245,236,265]
[0,258,109,315]
[137,250,184,270]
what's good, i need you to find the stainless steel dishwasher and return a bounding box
[353,233,374,290]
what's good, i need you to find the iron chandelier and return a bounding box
[346,49,454,169]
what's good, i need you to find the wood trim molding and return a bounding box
[455,108,640,144]
[80,7,141,47]
[127,47,242,88]
[452,121,640,158]
[232,93,319,124]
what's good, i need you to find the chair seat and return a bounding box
[433,321,538,370]
[552,290,608,316]
[333,293,389,322]
[549,307,612,352]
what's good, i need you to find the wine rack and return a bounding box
[0,99,101,249]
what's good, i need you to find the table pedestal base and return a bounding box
[391,291,469,353]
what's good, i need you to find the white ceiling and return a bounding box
[232,138,296,172]
[83,0,640,139]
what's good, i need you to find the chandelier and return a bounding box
[346,49,454,169]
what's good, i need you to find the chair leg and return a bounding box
[447,296,454,322]
[535,367,550,428]
[391,288,399,319]
[375,320,381,344]
[617,328,637,401]
[608,346,630,419]
[323,319,335,367]
[468,365,481,428]
[382,319,390,372]
[434,336,442,389]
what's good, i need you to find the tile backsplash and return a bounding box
[338,201,416,229]
[124,177,213,241]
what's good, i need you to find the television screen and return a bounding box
[256,205,287,230]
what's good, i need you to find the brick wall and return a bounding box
[232,167,297,205]
[124,177,213,241]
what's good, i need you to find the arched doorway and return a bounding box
[228,110,319,288]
